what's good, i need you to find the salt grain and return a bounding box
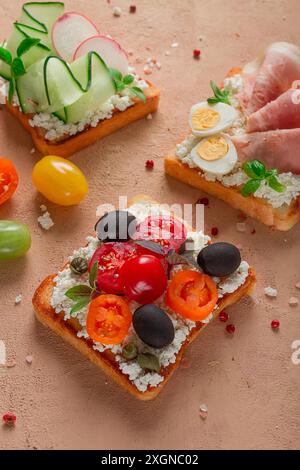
[264,287,278,298]
[289,297,299,306]
[112,6,122,16]
[25,355,33,365]
[171,42,179,48]
[14,294,22,305]
[38,211,54,230]
[146,113,152,120]
[199,404,208,420]
[30,147,36,154]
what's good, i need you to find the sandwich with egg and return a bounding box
[165,43,300,231]
[33,194,256,400]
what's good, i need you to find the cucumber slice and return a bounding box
[0,2,64,78]
[64,52,116,123]
[16,52,116,118]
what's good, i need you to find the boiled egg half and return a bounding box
[189,101,238,137]
[191,133,237,175]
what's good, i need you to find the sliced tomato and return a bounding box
[86,294,132,345]
[0,158,19,206]
[166,270,218,321]
[89,242,141,294]
[135,215,187,255]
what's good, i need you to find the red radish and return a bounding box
[73,35,129,75]
[52,12,100,62]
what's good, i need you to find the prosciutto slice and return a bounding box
[240,42,300,114]
[232,128,300,174]
[247,88,300,132]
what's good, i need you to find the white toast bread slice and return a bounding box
[32,194,256,400]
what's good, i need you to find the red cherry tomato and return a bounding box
[119,254,168,304]
[135,215,187,255]
[89,242,140,295]
[0,158,19,206]
[86,294,132,345]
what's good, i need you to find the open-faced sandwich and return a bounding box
[33,195,256,400]
[165,42,300,231]
[0,2,159,157]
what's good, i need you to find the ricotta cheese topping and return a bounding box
[50,202,249,392]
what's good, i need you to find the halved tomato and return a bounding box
[89,242,141,294]
[135,215,187,255]
[166,270,218,321]
[86,294,132,345]
[0,158,19,206]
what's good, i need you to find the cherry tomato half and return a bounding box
[119,254,168,304]
[0,220,31,260]
[0,158,19,206]
[89,242,141,295]
[135,215,187,255]
[86,294,132,345]
[32,155,88,206]
[166,270,218,321]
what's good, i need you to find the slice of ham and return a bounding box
[240,42,300,114]
[232,128,300,174]
[247,88,300,132]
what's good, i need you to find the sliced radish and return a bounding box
[73,35,129,76]
[52,11,100,62]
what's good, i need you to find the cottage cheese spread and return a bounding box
[50,202,249,392]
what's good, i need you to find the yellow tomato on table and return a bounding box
[32,156,88,206]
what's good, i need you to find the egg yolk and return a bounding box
[197,135,229,161]
[192,108,220,131]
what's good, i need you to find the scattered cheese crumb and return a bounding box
[14,294,22,305]
[264,287,278,298]
[289,296,299,306]
[146,113,152,120]
[171,42,179,48]
[236,222,246,232]
[25,355,33,365]
[40,204,47,212]
[143,65,152,75]
[199,404,208,420]
[30,147,36,154]
[112,6,122,16]
[38,211,54,230]
[165,51,170,56]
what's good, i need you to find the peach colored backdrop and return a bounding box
[0,0,299,450]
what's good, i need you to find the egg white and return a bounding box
[191,134,238,175]
[189,101,238,137]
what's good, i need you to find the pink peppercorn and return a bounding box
[219,311,229,322]
[145,160,154,169]
[193,49,201,58]
[226,324,236,334]
[211,226,219,237]
[2,412,16,426]
[271,320,280,330]
[130,5,136,13]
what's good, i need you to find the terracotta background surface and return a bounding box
[0,0,300,450]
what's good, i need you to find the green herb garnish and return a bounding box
[207,80,231,105]
[65,261,99,315]
[0,37,41,103]
[241,160,286,197]
[137,353,160,373]
[109,68,146,103]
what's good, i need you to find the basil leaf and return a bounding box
[70,296,91,316]
[17,37,40,57]
[267,175,286,193]
[210,80,220,97]
[11,57,26,77]
[241,179,261,197]
[265,169,277,178]
[207,97,219,105]
[137,353,160,373]
[109,68,122,81]
[0,47,12,65]
[208,80,231,105]
[65,285,92,300]
[116,81,126,92]
[243,160,266,179]
[89,261,98,289]
[123,74,134,85]
[130,86,146,103]
[8,79,15,103]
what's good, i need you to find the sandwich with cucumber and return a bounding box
[0,2,159,157]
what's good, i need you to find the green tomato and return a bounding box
[0,220,31,260]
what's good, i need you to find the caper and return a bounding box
[122,343,138,360]
[70,257,89,275]
[137,353,160,373]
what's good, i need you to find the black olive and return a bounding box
[197,242,241,277]
[95,210,137,243]
[133,304,175,349]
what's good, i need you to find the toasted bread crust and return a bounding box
[32,195,256,400]
[6,82,160,158]
[164,155,300,231]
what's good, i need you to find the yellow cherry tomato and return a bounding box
[32,156,88,206]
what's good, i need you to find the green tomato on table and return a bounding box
[0,220,31,260]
